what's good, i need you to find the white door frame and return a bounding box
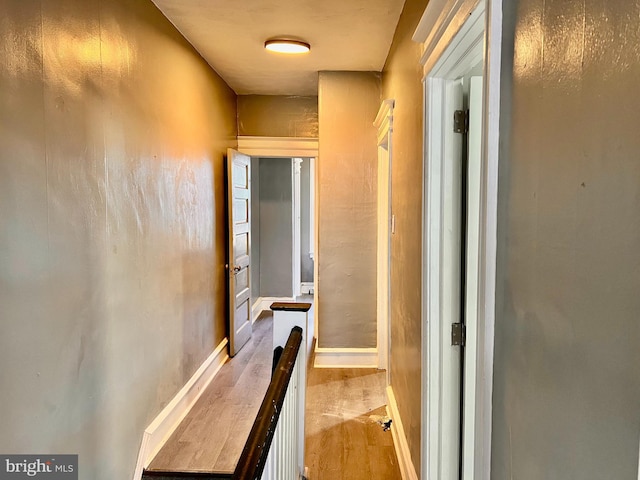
[414,0,502,478]
[374,100,394,375]
[237,136,319,334]
[292,158,303,297]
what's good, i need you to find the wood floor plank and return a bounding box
[148,314,273,473]
[305,367,402,480]
[149,304,402,479]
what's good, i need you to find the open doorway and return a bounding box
[237,136,319,340]
[249,156,315,321]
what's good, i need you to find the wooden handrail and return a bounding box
[231,326,303,480]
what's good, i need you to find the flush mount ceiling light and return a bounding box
[264,39,310,54]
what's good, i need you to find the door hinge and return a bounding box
[451,323,466,347]
[453,109,469,134]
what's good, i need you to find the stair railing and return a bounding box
[232,326,304,480]
[142,326,305,480]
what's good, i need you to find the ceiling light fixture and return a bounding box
[264,39,310,54]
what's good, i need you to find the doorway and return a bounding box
[248,156,314,319]
[236,135,319,330]
[420,3,489,479]
[375,99,394,376]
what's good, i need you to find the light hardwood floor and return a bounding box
[305,367,402,480]
[148,309,401,479]
[148,313,273,474]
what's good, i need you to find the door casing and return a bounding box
[415,0,503,478]
[237,136,319,336]
[374,100,394,377]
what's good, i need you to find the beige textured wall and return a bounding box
[0,0,236,478]
[317,71,380,348]
[237,94,318,137]
[381,0,429,472]
[492,0,640,477]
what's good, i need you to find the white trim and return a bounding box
[463,74,484,480]
[313,348,378,368]
[237,136,319,158]
[475,2,501,476]
[387,386,419,480]
[132,338,229,480]
[417,1,501,479]
[308,158,315,260]
[240,139,319,314]
[414,0,482,77]
[374,99,394,376]
[423,8,486,479]
[252,296,297,323]
[374,99,395,146]
[300,282,315,295]
[312,153,319,344]
[422,73,445,480]
[261,296,295,310]
[293,158,303,297]
[252,297,264,323]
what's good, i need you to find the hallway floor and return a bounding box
[305,366,402,479]
[147,305,400,479]
[147,313,273,474]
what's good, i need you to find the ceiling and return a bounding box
[151,0,407,96]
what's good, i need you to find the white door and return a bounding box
[462,75,483,479]
[440,77,464,480]
[227,149,252,357]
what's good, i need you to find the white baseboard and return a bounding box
[252,296,296,323]
[300,282,314,295]
[386,386,418,480]
[252,297,263,323]
[261,296,295,310]
[313,347,378,368]
[132,338,229,480]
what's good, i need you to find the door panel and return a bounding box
[441,77,464,480]
[235,268,249,292]
[234,199,249,224]
[462,75,483,479]
[228,148,252,357]
[234,232,249,261]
